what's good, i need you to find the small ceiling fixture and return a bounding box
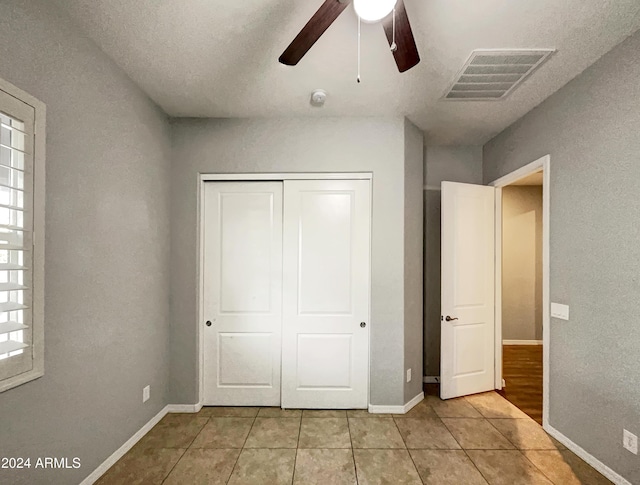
[310,89,327,107]
[354,0,397,23]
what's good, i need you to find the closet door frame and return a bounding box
[196,173,373,409]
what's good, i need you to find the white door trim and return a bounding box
[197,172,374,408]
[200,173,373,181]
[490,155,550,428]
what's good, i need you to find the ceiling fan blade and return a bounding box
[382,0,420,73]
[279,0,350,66]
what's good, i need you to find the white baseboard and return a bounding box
[423,376,440,383]
[167,402,203,413]
[368,391,424,415]
[80,403,203,485]
[79,405,170,485]
[368,403,405,414]
[403,392,424,413]
[503,340,543,345]
[544,423,631,485]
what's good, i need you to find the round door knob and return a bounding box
[206,321,212,327]
[360,322,366,328]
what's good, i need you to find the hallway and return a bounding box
[499,345,543,425]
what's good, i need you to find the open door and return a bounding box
[441,182,495,400]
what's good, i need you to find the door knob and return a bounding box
[205,320,212,327]
[445,316,458,322]
[360,322,366,328]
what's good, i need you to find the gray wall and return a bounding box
[170,117,417,406]
[484,31,640,484]
[403,119,424,402]
[0,2,172,484]
[423,146,482,377]
[502,186,543,341]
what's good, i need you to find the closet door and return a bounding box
[203,182,283,406]
[281,180,371,409]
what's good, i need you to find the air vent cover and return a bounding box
[443,49,555,101]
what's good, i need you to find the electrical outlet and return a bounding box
[406,368,412,383]
[623,429,638,454]
[143,385,150,403]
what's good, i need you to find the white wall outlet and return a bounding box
[623,429,638,454]
[550,302,570,320]
[406,368,412,383]
[143,385,150,403]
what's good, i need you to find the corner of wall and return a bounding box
[403,119,425,403]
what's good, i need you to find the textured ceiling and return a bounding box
[52,0,640,144]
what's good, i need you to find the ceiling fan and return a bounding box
[279,0,420,73]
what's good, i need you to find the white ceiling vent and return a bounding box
[443,49,555,101]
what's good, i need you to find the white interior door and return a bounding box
[203,182,283,406]
[441,182,495,400]
[281,180,371,409]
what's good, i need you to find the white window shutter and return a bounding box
[0,90,36,382]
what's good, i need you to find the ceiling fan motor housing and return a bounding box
[278,0,419,73]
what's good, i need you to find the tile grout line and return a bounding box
[400,402,440,484]
[437,413,465,451]
[518,449,563,485]
[159,415,211,484]
[461,448,491,485]
[159,447,189,484]
[480,403,569,482]
[451,394,562,483]
[484,416,521,448]
[346,415,359,485]
[390,414,413,457]
[225,410,259,484]
[438,412,492,484]
[291,412,303,485]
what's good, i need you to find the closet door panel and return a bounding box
[282,180,371,409]
[203,182,283,406]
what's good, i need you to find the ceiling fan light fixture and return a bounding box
[354,0,397,23]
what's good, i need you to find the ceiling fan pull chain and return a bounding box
[357,16,361,83]
[391,7,397,52]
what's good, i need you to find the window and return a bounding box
[0,79,45,393]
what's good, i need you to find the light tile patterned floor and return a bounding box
[96,392,612,484]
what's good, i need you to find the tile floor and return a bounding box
[96,392,612,484]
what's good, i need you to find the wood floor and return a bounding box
[498,345,543,424]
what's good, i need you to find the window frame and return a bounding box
[0,77,46,393]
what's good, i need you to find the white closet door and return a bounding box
[203,182,283,406]
[281,180,371,409]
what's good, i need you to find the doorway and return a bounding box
[439,155,550,428]
[198,175,372,410]
[491,155,550,427]
[496,172,543,423]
